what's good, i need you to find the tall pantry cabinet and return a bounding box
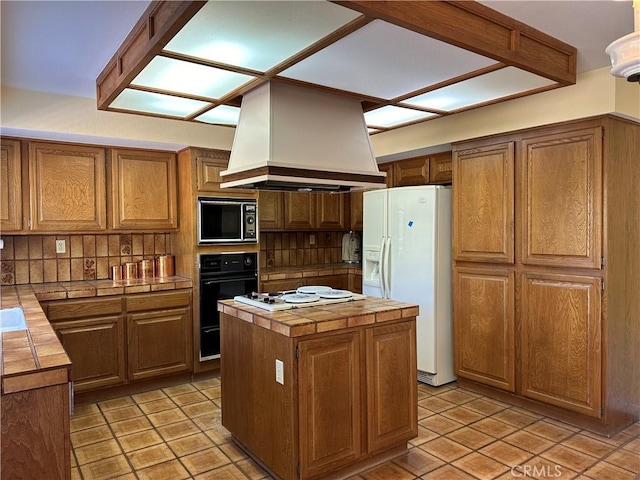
[452,115,639,435]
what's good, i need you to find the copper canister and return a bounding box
[111,265,123,281]
[138,259,155,278]
[156,255,175,277]
[123,262,138,280]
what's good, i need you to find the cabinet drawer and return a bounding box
[126,290,191,312]
[47,297,124,321]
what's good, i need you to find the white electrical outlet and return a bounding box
[309,234,315,245]
[275,359,284,385]
[55,240,66,254]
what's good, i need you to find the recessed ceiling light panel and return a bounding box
[164,1,361,72]
[196,105,241,125]
[110,89,210,117]
[364,106,438,128]
[131,57,254,99]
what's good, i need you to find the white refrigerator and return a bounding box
[362,185,454,386]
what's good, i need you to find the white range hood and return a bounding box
[220,81,386,191]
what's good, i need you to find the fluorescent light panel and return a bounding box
[364,106,438,128]
[110,89,210,117]
[196,105,241,125]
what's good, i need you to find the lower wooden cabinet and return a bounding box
[44,290,192,392]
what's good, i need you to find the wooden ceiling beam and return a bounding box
[333,0,577,85]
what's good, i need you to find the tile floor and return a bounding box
[69,378,640,480]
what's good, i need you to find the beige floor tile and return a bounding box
[503,430,555,454]
[440,406,486,425]
[98,396,135,412]
[408,425,440,447]
[562,433,617,458]
[420,464,479,479]
[132,389,168,404]
[136,459,191,480]
[168,432,214,457]
[192,377,220,390]
[147,407,188,427]
[172,391,208,406]
[70,466,81,480]
[181,446,231,476]
[73,403,101,418]
[435,389,478,405]
[70,413,107,432]
[418,396,456,413]
[392,447,445,476]
[519,456,578,479]
[621,436,640,453]
[541,444,599,471]
[452,452,510,480]
[471,417,519,438]
[181,400,218,418]
[219,441,249,462]
[604,449,640,473]
[490,408,540,429]
[79,455,132,480]
[479,440,534,467]
[74,438,123,465]
[621,422,640,436]
[361,462,416,480]
[163,383,198,396]
[201,386,222,399]
[117,429,164,453]
[126,443,176,470]
[463,398,507,416]
[203,423,235,445]
[417,405,435,420]
[418,414,463,435]
[157,419,201,442]
[583,460,638,479]
[524,420,576,442]
[195,463,252,479]
[138,397,177,415]
[235,458,270,479]
[70,425,114,448]
[583,429,633,447]
[102,405,144,423]
[445,427,495,450]
[109,416,153,437]
[419,436,472,462]
[193,411,223,431]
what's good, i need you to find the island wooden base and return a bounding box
[220,308,418,480]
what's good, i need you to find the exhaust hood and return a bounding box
[220,81,386,191]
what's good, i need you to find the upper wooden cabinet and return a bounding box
[520,128,602,269]
[316,192,346,230]
[453,142,515,264]
[394,156,429,186]
[28,142,107,231]
[1,139,22,232]
[109,149,178,231]
[428,151,453,184]
[258,191,284,230]
[196,150,229,192]
[349,191,363,231]
[377,162,394,188]
[284,192,316,230]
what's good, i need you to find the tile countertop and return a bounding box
[0,276,192,395]
[218,296,418,338]
[260,262,362,281]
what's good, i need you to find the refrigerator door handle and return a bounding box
[383,236,391,298]
[379,237,386,297]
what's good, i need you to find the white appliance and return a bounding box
[234,289,366,312]
[342,231,361,263]
[362,185,454,386]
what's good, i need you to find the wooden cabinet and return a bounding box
[126,291,192,380]
[428,151,453,184]
[284,192,316,230]
[452,116,639,435]
[453,142,514,264]
[261,274,348,293]
[109,148,178,230]
[377,162,394,188]
[453,267,515,392]
[258,191,284,230]
[45,290,192,392]
[47,296,126,392]
[394,156,429,186]
[0,139,22,232]
[221,310,417,480]
[28,141,106,231]
[350,191,363,231]
[316,192,346,230]
[195,149,230,191]
[299,332,361,478]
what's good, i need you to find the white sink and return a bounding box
[0,307,27,332]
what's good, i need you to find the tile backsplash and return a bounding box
[259,231,345,269]
[0,233,172,285]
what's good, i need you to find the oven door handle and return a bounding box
[201,274,256,285]
[202,327,219,334]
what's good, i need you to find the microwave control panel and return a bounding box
[244,204,257,239]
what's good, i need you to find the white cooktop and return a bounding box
[233,290,366,312]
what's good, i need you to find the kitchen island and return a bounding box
[217,296,418,480]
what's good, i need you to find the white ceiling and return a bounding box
[0,1,635,130]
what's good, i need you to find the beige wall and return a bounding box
[2,67,638,158]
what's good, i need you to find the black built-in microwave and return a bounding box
[197,197,257,244]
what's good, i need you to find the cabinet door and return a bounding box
[349,191,363,231]
[258,191,284,230]
[28,142,106,231]
[53,316,126,391]
[1,139,22,231]
[454,267,515,392]
[520,128,602,269]
[377,162,394,188]
[366,321,417,453]
[394,156,429,186]
[284,192,316,230]
[453,142,515,263]
[520,272,602,417]
[128,306,192,380]
[299,332,361,478]
[110,149,178,230]
[316,192,346,230]
[196,152,228,192]
[428,151,453,184]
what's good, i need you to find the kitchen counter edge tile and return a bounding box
[218,297,418,337]
[260,263,362,281]
[0,276,192,394]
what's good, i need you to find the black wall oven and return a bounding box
[199,252,257,360]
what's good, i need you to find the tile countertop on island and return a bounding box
[260,262,361,282]
[218,296,418,338]
[0,276,192,394]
